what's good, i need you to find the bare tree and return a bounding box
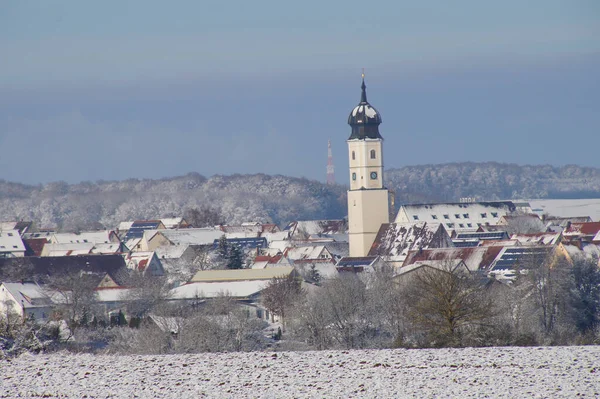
[122,273,172,319]
[261,274,304,328]
[405,262,494,347]
[184,206,224,228]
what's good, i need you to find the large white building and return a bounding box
[347,75,390,257]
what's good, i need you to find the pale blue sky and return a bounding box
[1,1,599,183]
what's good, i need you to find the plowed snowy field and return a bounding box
[2,346,599,398]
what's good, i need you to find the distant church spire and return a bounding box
[327,140,335,185]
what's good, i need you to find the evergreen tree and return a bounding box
[227,245,244,269]
[217,235,230,260]
[307,264,322,285]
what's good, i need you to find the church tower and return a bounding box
[347,73,390,257]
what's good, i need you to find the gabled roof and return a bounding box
[124,221,165,240]
[158,228,223,246]
[23,238,48,257]
[0,221,32,235]
[284,220,348,238]
[565,222,600,237]
[0,230,26,254]
[489,246,555,272]
[44,242,94,256]
[396,259,469,277]
[0,255,131,286]
[0,282,54,309]
[403,246,505,272]
[368,222,452,261]
[51,231,118,245]
[284,245,332,262]
[511,232,562,246]
[189,266,294,283]
[171,280,270,300]
[160,218,188,229]
[336,256,380,272]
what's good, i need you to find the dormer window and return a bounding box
[491,212,498,218]
[455,214,460,219]
[431,215,438,220]
[443,214,449,219]
[481,213,487,218]
[413,215,419,220]
[370,150,376,159]
[463,213,469,219]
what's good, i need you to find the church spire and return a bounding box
[360,69,367,103]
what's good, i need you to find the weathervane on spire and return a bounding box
[360,68,367,103]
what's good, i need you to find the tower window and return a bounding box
[352,151,355,160]
[352,172,356,181]
[370,150,376,159]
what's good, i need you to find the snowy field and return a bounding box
[2,346,599,398]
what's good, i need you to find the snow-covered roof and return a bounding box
[510,233,562,246]
[1,282,54,308]
[565,222,600,237]
[123,251,157,272]
[261,231,290,243]
[91,243,123,254]
[395,202,516,232]
[51,231,117,245]
[285,246,331,261]
[403,246,505,272]
[369,222,452,262]
[124,238,142,251]
[155,245,190,259]
[158,228,224,246]
[44,242,95,256]
[118,221,134,232]
[284,220,347,239]
[396,259,467,276]
[95,288,133,302]
[190,266,295,283]
[160,218,187,229]
[171,280,270,299]
[0,230,26,254]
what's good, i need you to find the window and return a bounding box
[467,223,472,228]
[370,149,376,159]
[454,214,460,219]
[459,224,465,228]
[352,172,356,181]
[352,151,356,160]
[463,213,469,219]
[443,214,449,219]
[413,215,419,220]
[491,212,498,218]
[431,215,438,220]
[480,213,487,218]
[477,223,482,227]
[447,223,455,228]
[7,233,13,237]
[12,245,17,249]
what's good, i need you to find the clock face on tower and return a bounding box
[370,172,378,180]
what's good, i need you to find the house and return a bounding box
[394,201,518,232]
[123,220,166,241]
[0,230,26,258]
[284,220,348,241]
[488,246,557,280]
[251,254,291,269]
[23,238,48,257]
[218,224,262,238]
[50,230,121,245]
[122,252,164,276]
[160,218,190,230]
[510,232,563,246]
[496,214,545,234]
[142,228,223,252]
[212,237,268,251]
[0,221,33,236]
[368,222,453,267]
[171,266,298,321]
[41,242,95,257]
[0,255,132,288]
[336,256,387,273]
[284,245,335,264]
[452,231,510,247]
[564,222,600,244]
[402,246,505,273]
[0,282,55,321]
[395,259,470,280]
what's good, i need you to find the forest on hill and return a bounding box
[1,162,600,231]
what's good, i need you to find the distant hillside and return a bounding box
[1,163,600,231]
[387,162,600,204]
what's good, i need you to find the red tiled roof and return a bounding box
[23,238,48,257]
[566,222,600,236]
[403,246,505,271]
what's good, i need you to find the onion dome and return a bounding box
[347,74,383,140]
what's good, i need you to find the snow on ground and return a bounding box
[2,346,599,398]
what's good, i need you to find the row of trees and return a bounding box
[263,255,600,349]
